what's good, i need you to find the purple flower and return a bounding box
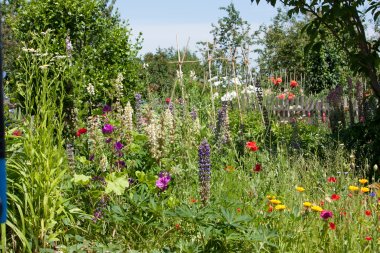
[103,104,112,113]
[102,124,114,134]
[199,139,211,205]
[320,210,333,220]
[116,160,126,168]
[114,141,123,151]
[156,176,171,191]
[369,192,376,197]
[105,137,113,143]
[89,154,95,161]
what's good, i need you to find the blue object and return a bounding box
[1,72,5,79]
[0,159,6,223]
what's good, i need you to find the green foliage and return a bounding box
[6,0,143,121]
[256,9,349,94]
[143,47,203,95]
[251,0,380,99]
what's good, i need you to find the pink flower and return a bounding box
[277,93,286,100]
[320,210,333,220]
[290,80,298,88]
[288,92,295,101]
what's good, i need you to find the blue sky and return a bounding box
[114,1,280,55]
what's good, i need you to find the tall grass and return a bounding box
[4,31,77,252]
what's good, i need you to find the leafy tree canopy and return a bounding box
[251,0,380,99]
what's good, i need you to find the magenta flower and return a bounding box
[320,210,333,220]
[156,175,171,191]
[114,141,123,151]
[103,105,112,113]
[102,124,114,134]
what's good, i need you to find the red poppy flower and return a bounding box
[76,128,87,137]
[165,98,171,104]
[12,130,22,136]
[328,177,337,183]
[331,194,340,201]
[290,80,298,88]
[254,163,261,172]
[246,141,259,152]
[277,93,286,100]
[329,222,336,230]
[365,210,371,216]
[276,77,282,84]
[365,236,372,241]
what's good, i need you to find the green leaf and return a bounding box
[72,174,91,185]
[105,173,129,195]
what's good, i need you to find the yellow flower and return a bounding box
[296,186,305,192]
[275,205,286,211]
[270,199,281,205]
[311,205,323,212]
[266,195,276,200]
[361,187,370,193]
[303,202,312,208]
[359,179,368,184]
[348,185,359,192]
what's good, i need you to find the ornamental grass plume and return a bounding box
[199,139,211,206]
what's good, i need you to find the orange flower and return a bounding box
[224,165,235,173]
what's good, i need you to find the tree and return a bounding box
[143,47,203,94]
[256,9,348,93]
[5,0,143,115]
[251,0,380,100]
[210,3,255,71]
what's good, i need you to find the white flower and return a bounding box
[190,70,197,81]
[212,92,219,99]
[221,91,237,101]
[87,83,95,96]
[176,70,183,79]
[143,63,149,69]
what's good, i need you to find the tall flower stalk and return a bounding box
[199,139,211,206]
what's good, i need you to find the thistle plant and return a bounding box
[198,139,211,206]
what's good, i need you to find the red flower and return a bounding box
[175,223,181,230]
[165,98,171,104]
[277,93,286,100]
[328,177,337,183]
[276,77,282,84]
[331,194,340,201]
[288,92,295,101]
[12,130,22,136]
[236,208,241,213]
[268,205,273,212]
[365,210,371,216]
[246,141,259,152]
[365,236,372,241]
[76,128,87,137]
[329,222,336,230]
[290,80,298,88]
[254,163,261,172]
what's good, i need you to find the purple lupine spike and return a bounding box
[198,139,211,205]
[190,108,198,121]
